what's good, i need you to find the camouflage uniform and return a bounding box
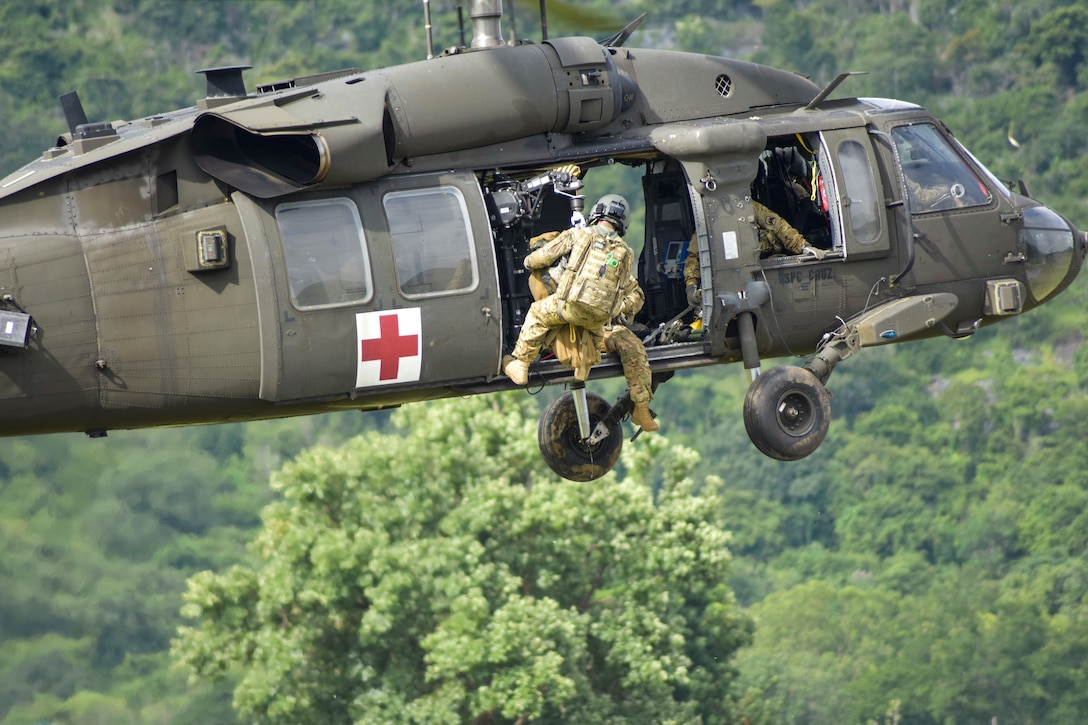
[511,222,642,368]
[753,200,807,255]
[684,232,700,300]
[507,191,658,430]
[519,227,654,407]
[905,175,958,211]
[601,324,652,405]
[684,202,808,296]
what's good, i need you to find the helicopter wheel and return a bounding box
[743,366,831,461]
[538,391,622,482]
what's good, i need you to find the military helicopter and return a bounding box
[0,0,1083,481]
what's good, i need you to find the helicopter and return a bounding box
[0,0,1083,481]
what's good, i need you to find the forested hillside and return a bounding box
[2,1,1088,723]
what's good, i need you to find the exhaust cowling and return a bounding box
[191,38,629,198]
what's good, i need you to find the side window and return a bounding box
[275,198,372,309]
[892,123,991,214]
[384,187,478,298]
[751,136,834,255]
[838,139,882,244]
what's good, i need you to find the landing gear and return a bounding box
[739,294,962,460]
[538,390,623,481]
[743,366,830,461]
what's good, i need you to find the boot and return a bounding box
[631,402,659,432]
[503,356,529,386]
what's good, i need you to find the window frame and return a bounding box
[383,185,480,300]
[274,197,373,311]
[837,138,883,245]
[891,122,993,215]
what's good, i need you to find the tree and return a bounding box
[173,394,754,724]
[1025,6,1088,91]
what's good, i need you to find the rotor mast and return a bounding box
[438,1,549,52]
[469,0,505,48]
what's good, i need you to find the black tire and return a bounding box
[743,366,831,461]
[538,391,623,481]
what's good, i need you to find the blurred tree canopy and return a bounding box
[173,396,753,724]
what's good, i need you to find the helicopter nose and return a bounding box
[1019,204,1085,306]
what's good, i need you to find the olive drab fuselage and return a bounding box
[0,17,1082,455]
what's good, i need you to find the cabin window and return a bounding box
[384,186,478,298]
[275,198,372,309]
[837,139,881,244]
[752,138,835,253]
[892,123,991,214]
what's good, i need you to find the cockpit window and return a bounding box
[384,187,478,298]
[276,198,372,309]
[892,123,991,213]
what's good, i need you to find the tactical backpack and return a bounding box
[555,225,632,319]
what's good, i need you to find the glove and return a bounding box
[686,284,701,307]
[802,245,827,260]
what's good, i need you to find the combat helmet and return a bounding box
[588,194,630,235]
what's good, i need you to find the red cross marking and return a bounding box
[360,313,419,381]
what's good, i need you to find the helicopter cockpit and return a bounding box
[891,123,992,213]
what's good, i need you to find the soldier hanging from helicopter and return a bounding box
[504,194,658,432]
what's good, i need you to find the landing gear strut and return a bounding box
[538,387,623,481]
[740,292,959,460]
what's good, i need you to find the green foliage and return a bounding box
[0,399,408,722]
[1025,6,1088,90]
[174,396,753,724]
[726,309,1088,721]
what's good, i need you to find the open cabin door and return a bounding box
[234,171,502,403]
[639,168,697,326]
[821,127,892,260]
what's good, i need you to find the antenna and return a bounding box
[59,91,89,137]
[804,71,866,111]
[599,13,646,48]
[424,0,434,58]
[456,0,466,48]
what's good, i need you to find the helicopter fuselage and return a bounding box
[0,35,1081,449]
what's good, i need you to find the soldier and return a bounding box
[903,171,975,212]
[505,194,658,431]
[684,200,825,306]
[524,232,658,433]
[754,200,823,257]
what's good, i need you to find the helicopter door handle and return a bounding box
[1003,251,1026,264]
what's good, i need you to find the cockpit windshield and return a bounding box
[892,123,992,213]
[959,143,1015,201]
